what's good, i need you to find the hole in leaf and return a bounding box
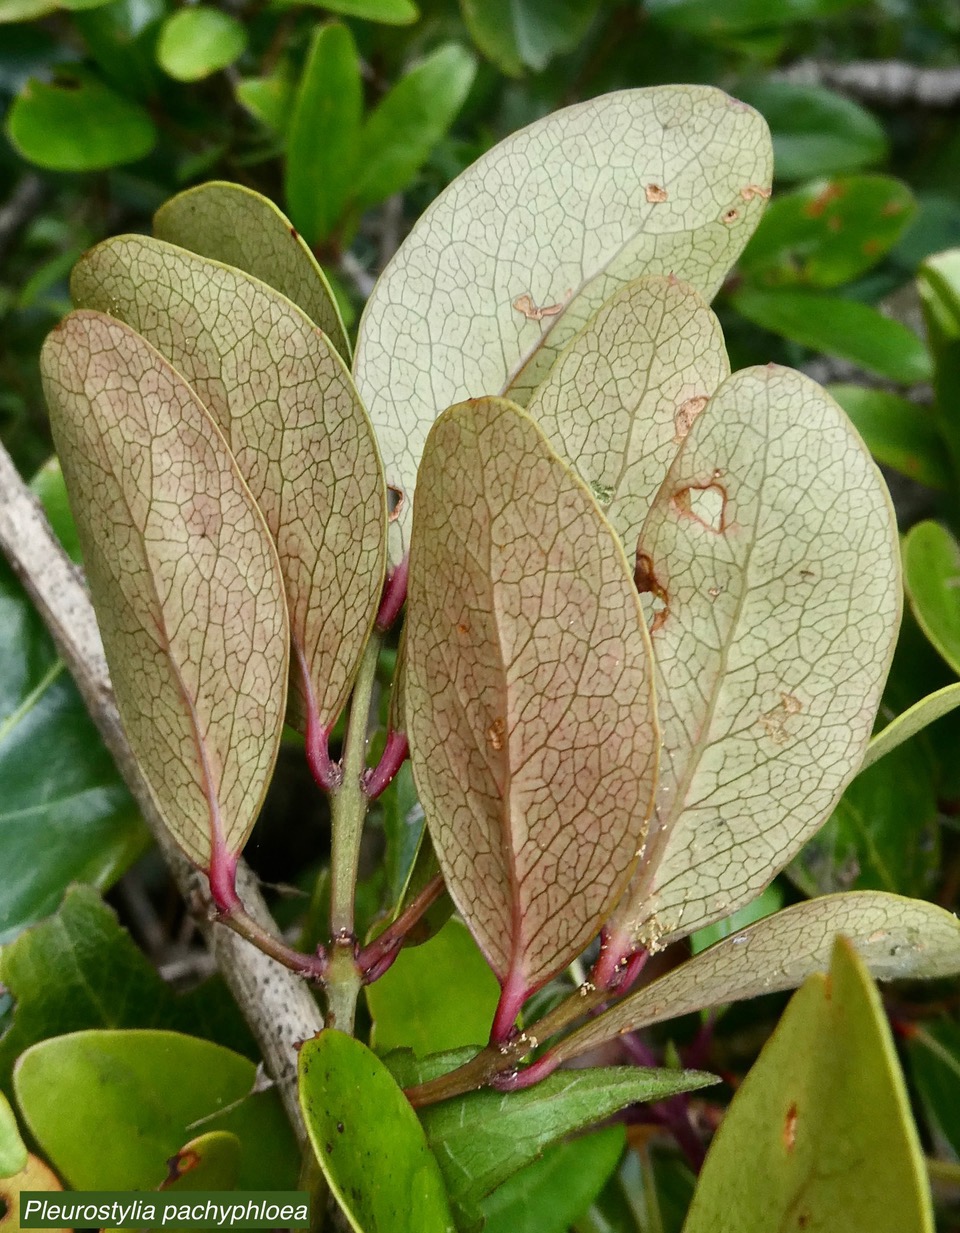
[387,485,405,522]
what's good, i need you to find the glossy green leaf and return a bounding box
[918,248,960,479]
[0,1092,27,1178]
[298,1031,454,1233]
[907,1021,960,1159]
[0,885,256,1096]
[828,384,949,489]
[733,287,932,383]
[366,919,500,1056]
[735,81,887,180]
[285,23,362,246]
[862,681,960,771]
[682,938,934,1233]
[406,399,658,1008]
[153,181,350,360]
[159,1131,241,1191]
[460,0,600,74]
[353,45,475,213]
[648,0,858,35]
[480,1126,625,1233]
[0,550,145,942]
[0,0,57,20]
[71,0,164,102]
[41,312,288,872]
[689,884,782,956]
[14,1030,297,1189]
[355,85,771,562]
[547,893,960,1067]
[739,176,916,288]
[904,520,960,677]
[790,740,938,897]
[5,71,156,171]
[419,1066,716,1217]
[604,366,900,951]
[287,0,418,22]
[29,457,80,561]
[71,236,384,742]
[156,8,247,83]
[527,275,729,560]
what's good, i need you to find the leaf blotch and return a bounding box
[673,395,709,443]
[670,482,728,533]
[783,1101,798,1153]
[513,292,568,322]
[645,183,669,203]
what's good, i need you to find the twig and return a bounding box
[775,59,960,109]
[0,443,324,1145]
[0,175,44,265]
[337,249,376,300]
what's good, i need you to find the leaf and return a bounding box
[29,457,81,561]
[546,893,960,1067]
[904,521,960,677]
[354,85,772,563]
[70,236,384,743]
[460,0,601,75]
[828,384,949,490]
[40,311,288,874]
[298,1031,455,1233]
[406,398,658,1014]
[647,0,860,35]
[918,248,960,479]
[234,69,295,138]
[735,81,887,181]
[681,938,934,1233]
[0,1091,27,1178]
[353,45,475,213]
[0,549,146,943]
[71,0,164,102]
[284,0,418,23]
[14,1029,298,1189]
[285,23,362,247]
[159,1131,242,1192]
[156,8,247,83]
[419,1066,716,1217]
[907,1020,960,1159]
[790,740,939,898]
[366,919,500,1056]
[604,366,900,951]
[526,275,729,560]
[733,288,932,383]
[0,885,256,1096]
[5,70,156,171]
[689,883,782,956]
[479,1126,625,1233]
[739,176,916,289]
[153,181,350,361]
[861,681,960,771]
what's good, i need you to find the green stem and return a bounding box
[324,630,382,1031]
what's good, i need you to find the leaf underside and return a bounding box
[405,397,658,997]
[40,311,288,869]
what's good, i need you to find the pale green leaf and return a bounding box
[153,181,350,361]
[681,938,934,1233]
[71,235,385,740]
[0,1091,27,1179]
[286,0,418,23]
[862,682,960,771]
[355,86,772,562]
[460,0,601,75]
[547,893,960,1068]
[829,384,949,490]
[903,520,960,677]
[406,398,658,1006]
[40,312,288,871]
[156,7,247,83]
[526,275,729,556]
[299,1031,454,1233]
[285,23,362,246]
[602,366,900,951]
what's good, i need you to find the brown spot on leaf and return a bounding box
[881,199,905,217]
[671,483,728,533]
[645,183,669,203]
[634,551,670,632]
[827,215,842,233]
[740,184,772,202]
[783,1101,798,1152]
[163,1148,201,1188]
[513,292,569,321]
[487,717,506,751]
[290,226,299,239]
[760,693,804,744]
[721,208,739,224]
[456,621,469,635]
[863,238,881,255]
[673,395,708,443]
[804,183,845,218]
[798,567,816,581]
